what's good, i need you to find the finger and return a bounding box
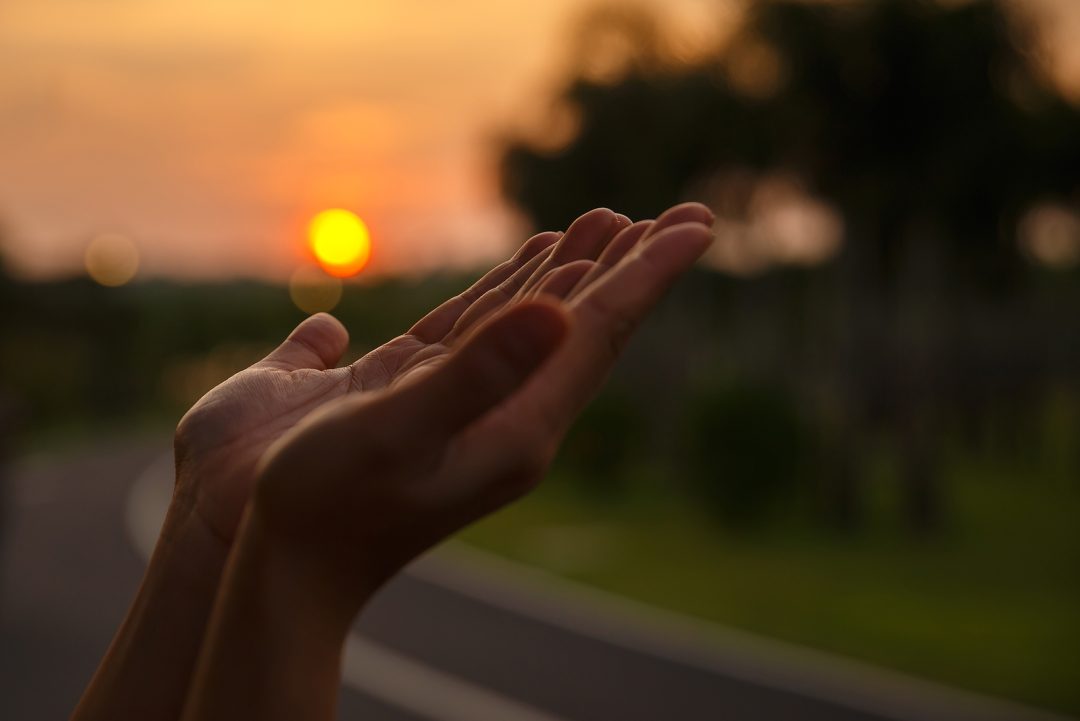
[567,220,653,299]
[547,208,622,265]
[533,221,714,436]
[389,301,569,440]
[417,414,550,532]
[444,244,556,341]
[644,202,714,237]
[408,231,561,343]
[518,208,626,295]
[576,221,713,357]
[256,313,349,371]
[568,203,714,300]
[515,230,565,262]
[597,203,713,271]
[598,220,654,266]
[428,216,715,512]
[528,260,596,300]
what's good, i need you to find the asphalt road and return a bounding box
[0,441,421,721]
[0,441,1068,721]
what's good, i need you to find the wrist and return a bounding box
[153,489,232,584]
[248,475,406,618]
[237,506,374,636]
[72,482,231,721]
[180,510,362,721]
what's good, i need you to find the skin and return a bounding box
[73,203,714,721]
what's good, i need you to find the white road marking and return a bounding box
[342,635,566,721]
[410,544,1075,721]
[125,451,173,561]
[126,452,1074,721]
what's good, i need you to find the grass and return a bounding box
[18,413,1077,714]
[459,455,1080,716]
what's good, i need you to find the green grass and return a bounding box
[459,458,1080,716]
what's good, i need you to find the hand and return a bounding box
[173,222,568,546]
[174,203,709,550]
[77,202,712,721]
[183,202,715,721]
[245,202,716,599]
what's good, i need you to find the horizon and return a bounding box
[0,0,725,283]
[2,0,1077,284]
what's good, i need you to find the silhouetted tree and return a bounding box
[500,0,1080,532]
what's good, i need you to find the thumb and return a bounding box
[257,313,350,371]
[391,300,568,439]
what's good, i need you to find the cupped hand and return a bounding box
[171,224,566,547]
[174,203,712,555]
[245,203,715,596]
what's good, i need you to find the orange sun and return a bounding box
[308,209,371,277]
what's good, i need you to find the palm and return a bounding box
[248,202,715,587]
[172,228,564,544]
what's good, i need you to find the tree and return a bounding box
[500,0,1080,532]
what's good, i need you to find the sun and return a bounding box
[308,209,371,277]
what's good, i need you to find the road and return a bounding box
[0,440,1069,721]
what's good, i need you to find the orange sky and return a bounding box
[0,0,722,281]
[1,0,1076,282]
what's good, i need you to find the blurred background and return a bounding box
[1,0,1078,718]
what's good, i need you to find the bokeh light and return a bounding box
[308,209,371,278]
[84,233,139,286]
[289,264,344,314]
[724,36,786,99]
[1018,203,1080,269]
[701,172,843,276]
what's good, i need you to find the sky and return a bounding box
[0,0,721,281]
[1,0,1076,282]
